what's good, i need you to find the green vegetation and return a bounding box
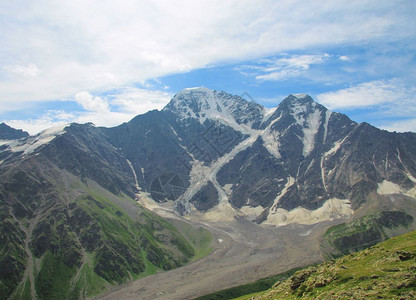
[169,219,213,261]
[0,216,27,300]
[69,260,110,298]
[10,278,31,300]
[194,268,300,300]
[189,227,213,261]
[324,210,414,255]
[247,230,416,299]
[66,185,208,296]
[35,251,77,299]
[0,175,213,299]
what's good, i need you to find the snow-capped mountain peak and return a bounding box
[163,88,267,134]
[292,93,308,99]
[163,87,230,121]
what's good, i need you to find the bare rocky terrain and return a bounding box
[97,215,340,300]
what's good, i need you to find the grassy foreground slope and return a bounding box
[252,230,416,299]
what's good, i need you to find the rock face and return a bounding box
[0,123,198,299]
[104,88,416,225]
[1,87,416,298]
[0,123,29,140]
[324,210,414,255]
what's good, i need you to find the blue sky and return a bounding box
[1,0,415,134]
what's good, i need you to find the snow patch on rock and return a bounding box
[0,140,12,146]
[293,93,307,99]
[180,160,212,206]
[290,101,307,126]
[325,140,343,157]
[262,107,277,123]
[262,132,281,159]
[260,114,282,159]
[1,124,67,155]
[323,110,332,143]
[179,133,260,214]
[302,109,321,157]
[271,176,295,209]
[126,159,140,191]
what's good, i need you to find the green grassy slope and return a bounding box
[194,268,300,300]
[253,230,416,299]
[0,163,212,300]
[168,219,213,262]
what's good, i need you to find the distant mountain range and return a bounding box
[1,87,416,298]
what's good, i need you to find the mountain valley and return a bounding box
[1,87,416,299]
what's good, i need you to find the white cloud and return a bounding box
[4,108,134,135]
[111,87,172,114]
[316,79,415,110]
[257,95,289,107]
[75,87,173,127]
[75,92,109,112]
[1,0,415,135]
[3,87,174,134]
[0,0,414,107]
[9,63,41,77]
[74,111,136,129]
[5,110,76,135]
[316,79,416,132]
[380,119,416,133]
[73,87,173,126]
[253,53,330,81]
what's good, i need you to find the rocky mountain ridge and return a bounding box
[106,87,416,227]
[1,87,416,299]
[0,121,210,299]
[2,88,416,227]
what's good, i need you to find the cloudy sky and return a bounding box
[1,0,415,134]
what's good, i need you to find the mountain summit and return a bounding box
[1,87,416,298]
[163,87,267,131]
[2,88,416,224]
[105,88,416,225]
